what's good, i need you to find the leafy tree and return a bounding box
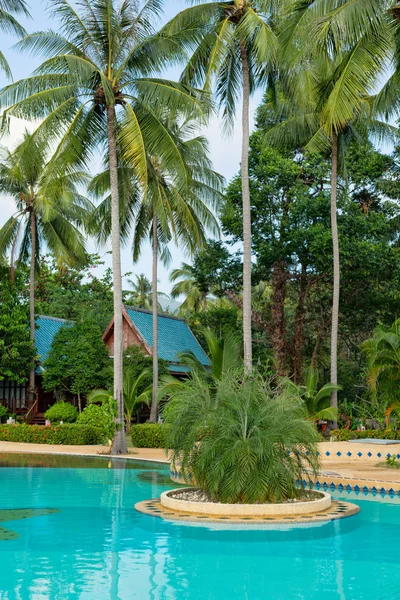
[0,266,35,382]
[187,306,240,349]
[164,0,278,371]
[42,319,113,412]
[164,371,320,503]
[35,255,115,330]
[0,134,88,402]
[1,0,209,454]
[223,97,400,396]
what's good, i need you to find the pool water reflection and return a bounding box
[0,454,399,599]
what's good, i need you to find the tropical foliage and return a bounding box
[164,371,320,503]
[88,368,152,433]
[2,0,400,449]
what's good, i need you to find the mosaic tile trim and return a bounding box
[297,450,400,460]
[135,499,360,525]
[308,478,400,496]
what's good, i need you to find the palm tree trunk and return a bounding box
[150,214,158,423]
[29,210,36,405]
[240,41,252,373]
[330,132,340,427]
[107,105,127,455]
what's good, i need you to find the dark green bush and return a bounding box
[44,402,78,424]
[0,423,104,444]
[331,429,400,441]
[131,423,170,448]
[77,404,113,440]
[0,405,9,423]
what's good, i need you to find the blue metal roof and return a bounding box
[35,316,70,363]
[125,307,210,366]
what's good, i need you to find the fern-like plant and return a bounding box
[163,372,320,504]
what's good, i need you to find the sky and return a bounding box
[0,0,262,294]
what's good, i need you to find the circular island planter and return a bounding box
[160,487,331,518]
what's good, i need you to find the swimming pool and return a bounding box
[0,453,399,599]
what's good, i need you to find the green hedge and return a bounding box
[331,429,400,441]
[131,423,170,448]
[0,423,104,445]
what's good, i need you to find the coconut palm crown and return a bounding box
[162,0,278,372]
[0,133,89,402]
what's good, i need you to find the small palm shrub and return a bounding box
[45,402,78,424]
[164,372,320,504]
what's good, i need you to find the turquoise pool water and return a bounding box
[0,454,399,600]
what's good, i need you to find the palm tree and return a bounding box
[0,0,30,77]
[284,370,340,423]
[170,262,212,313]
[363,320,400,418]
[90,121,222,423]
[266,5,394,423]
[179,329,242,382]
[164,370,320,503]
[125,273,167,310]
[0,0,209,453]
[88,368,152,433]
[0,133,88,404]
[163,1,278,372]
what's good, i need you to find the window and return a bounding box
[0,379,26,410]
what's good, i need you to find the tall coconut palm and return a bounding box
[266,3,394,424]
[0,0,209,453]
[125,273,168,310]
[163,1,278,372]
[89,121,222,422]
[170,262,212,313]
[0,0,30,77]
[0,133,89,404]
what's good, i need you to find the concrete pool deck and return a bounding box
[1,440,400,493]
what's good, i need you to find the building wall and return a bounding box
[105,315,151,356]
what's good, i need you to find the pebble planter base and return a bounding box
[135,497,359,525]
[160,488,332,517]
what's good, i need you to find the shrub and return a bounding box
[0,423,104,444]
[77,403,114,442]
[51,424,104,445]
[45,402,78,424]
[0,405,9,423]
[331,429,400,441]
[164,372,320,504]
[131,423,170,448]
